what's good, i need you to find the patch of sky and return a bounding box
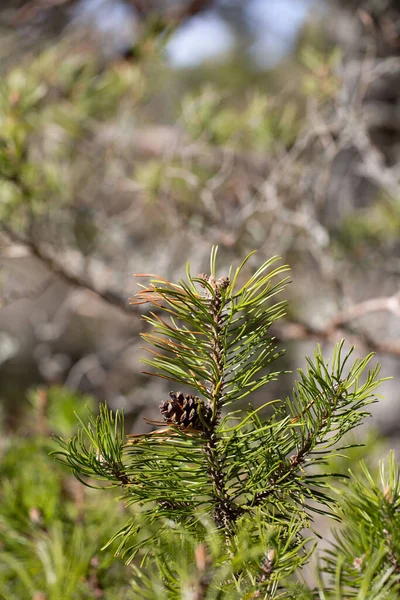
[245,0,314,68]
[72,0,317,69]
[165,12,235,68]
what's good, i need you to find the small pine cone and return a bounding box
[160,392,212,430]
[216,276,230,290]
[197,273,230,303]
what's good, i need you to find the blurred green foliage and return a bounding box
[181,86,300,148]
[0,387,131,599]
[339,193,400,256]
[0,36,335,229]
[0,43,145,228]
[301,45,342,102]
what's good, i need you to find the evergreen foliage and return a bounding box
[1,6,399,598]
[0,387,131,599]
[52,249,397,598]
[318,451,400,599]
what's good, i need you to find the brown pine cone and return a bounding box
[160,392,212,430]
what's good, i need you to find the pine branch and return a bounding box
[130,250,289,536]
[200,271,228,423]
[383,527,400,576]
[320,452,400,596]
[54,249,388,597]
[198,270,240,535]
[53,404,133,488]
[250,342,383,509]
[202,431,242,535]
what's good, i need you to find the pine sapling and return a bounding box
[54,248,386,598]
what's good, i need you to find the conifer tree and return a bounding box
[54,248,396,598]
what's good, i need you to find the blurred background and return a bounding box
[0,0,399,596]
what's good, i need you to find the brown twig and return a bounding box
[87,556,104,599]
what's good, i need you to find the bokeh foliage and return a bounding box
[0,387,131,599]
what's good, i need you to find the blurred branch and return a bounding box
[273,318,400,358]
[3,216,400,357]
[128,0,215,20]
[273,273,400,357]
[106,125,272,173]
[166,0,215,20]
[189,543,212,600]
[0,223,133,315]
[14,0,216,26]
[14,0,72,24]
[328,292,400,328]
